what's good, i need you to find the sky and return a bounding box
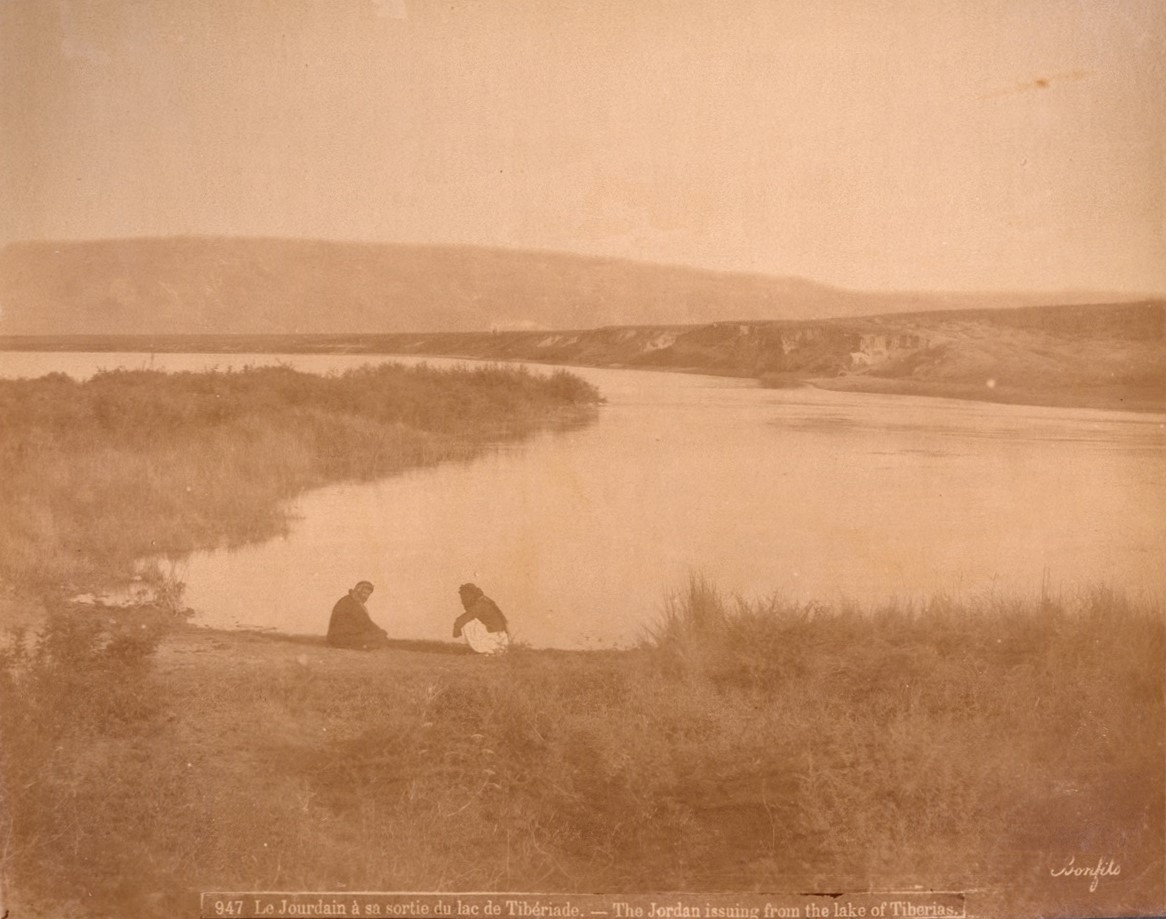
[1,0,1164,294]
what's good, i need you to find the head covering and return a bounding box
[457,585,485,606]
[354,580,374,591]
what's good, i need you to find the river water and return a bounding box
[3,350,1163,648]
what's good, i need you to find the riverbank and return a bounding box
[0,362,600,593]
[4,299,1163,414]
[1,582,1161,918]
[799,374,1166,414]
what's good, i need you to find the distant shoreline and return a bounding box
[3,310,1164,415]
[801,375,1166,414]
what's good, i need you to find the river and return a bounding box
[3,350,1163,648]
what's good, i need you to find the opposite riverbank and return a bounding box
[4,299,1163,414]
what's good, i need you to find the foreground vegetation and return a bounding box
[0,362,600,591]
[1,582,1161,917]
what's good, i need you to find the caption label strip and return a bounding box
[200,892,966,919]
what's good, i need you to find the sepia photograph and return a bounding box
[0,1,1163,917]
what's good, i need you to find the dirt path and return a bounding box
[154,623,484,682]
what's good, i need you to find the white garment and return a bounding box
[462,618,510,655]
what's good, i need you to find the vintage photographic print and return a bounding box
[1,1,1163,917]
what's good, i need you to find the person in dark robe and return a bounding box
[452,583,510,654]
[327,580,389,649]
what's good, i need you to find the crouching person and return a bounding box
[327,580,390,650]
[453,583,510,655]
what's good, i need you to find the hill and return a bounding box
[0,237,1138,335]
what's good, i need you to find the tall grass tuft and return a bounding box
[643,578,1165,905]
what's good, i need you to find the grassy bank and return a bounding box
[1,581,1161,917]
[0,362,600,592]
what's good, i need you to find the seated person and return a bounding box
[453,583,510,655]
[327,580,390,650]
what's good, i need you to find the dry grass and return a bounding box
[2,582,1160,917]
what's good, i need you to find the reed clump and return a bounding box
[645,579,1164,896]
[0,363,601,591]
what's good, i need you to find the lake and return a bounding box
[3,350,1163,648]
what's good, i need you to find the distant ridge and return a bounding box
[0,237,1144,335]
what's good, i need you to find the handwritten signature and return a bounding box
[1050,856,1121,892]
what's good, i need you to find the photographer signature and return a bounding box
[1050,855,1121,892]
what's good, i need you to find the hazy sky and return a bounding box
[2,0,1164,293]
